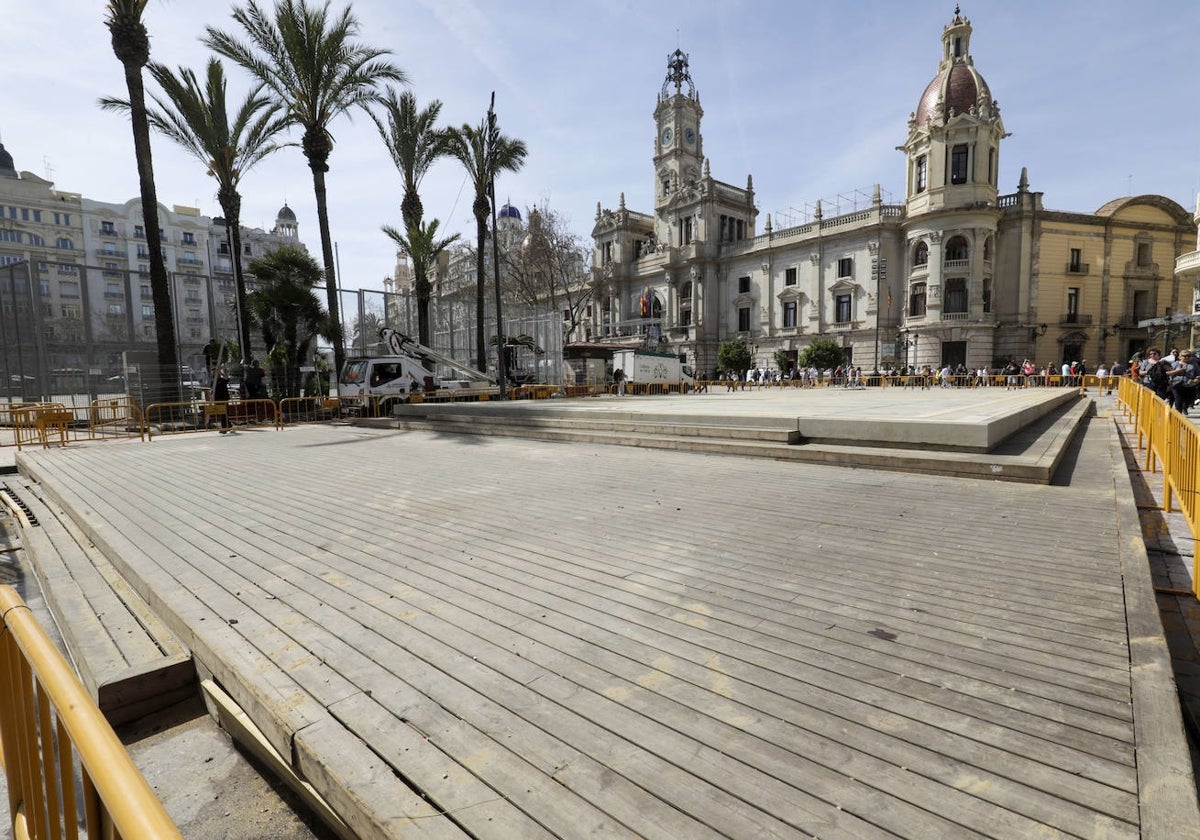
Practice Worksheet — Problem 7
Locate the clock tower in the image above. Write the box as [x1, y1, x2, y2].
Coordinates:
[653, 49, 704, 212]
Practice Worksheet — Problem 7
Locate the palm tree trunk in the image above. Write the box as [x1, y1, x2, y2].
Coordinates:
[220, 189, 252, 365]
[473, 209, 488, 371]
[122, 60, 179, 404]
[309, 162, 342, 388]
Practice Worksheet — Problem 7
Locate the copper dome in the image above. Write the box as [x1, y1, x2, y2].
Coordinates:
[916, 63, 992, 126]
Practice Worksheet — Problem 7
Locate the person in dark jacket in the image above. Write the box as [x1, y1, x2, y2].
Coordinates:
[212, 367, 231, 432]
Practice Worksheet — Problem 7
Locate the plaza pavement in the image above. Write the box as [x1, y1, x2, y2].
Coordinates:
[4, 387, 1200, 838]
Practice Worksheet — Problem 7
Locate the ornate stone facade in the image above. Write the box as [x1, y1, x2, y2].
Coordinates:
[590, 10, 1195, 373]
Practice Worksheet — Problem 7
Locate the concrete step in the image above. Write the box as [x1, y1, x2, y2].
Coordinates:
[0, 479, 196, 726]
[378, 395, 1091, 484]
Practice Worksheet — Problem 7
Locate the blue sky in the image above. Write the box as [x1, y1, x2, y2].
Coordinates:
[4, 1, 1198, 291]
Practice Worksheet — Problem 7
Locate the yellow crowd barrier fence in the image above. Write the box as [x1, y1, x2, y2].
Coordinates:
[0, 585, 182, 839]
[1116, 375, 1200, 596]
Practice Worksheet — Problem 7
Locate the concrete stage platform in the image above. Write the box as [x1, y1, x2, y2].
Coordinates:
[6, 391, 1198, 838]
[387, 387, 1089, 483]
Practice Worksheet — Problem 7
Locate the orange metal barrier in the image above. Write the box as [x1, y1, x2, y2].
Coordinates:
[89, 399, 145, 442]
[0, 586, 183, 839]
[10, 404, 75, 451]
[145, 399, 279, 438]
[279, 395, 348, 425]
[1116, 376, 1200, 596]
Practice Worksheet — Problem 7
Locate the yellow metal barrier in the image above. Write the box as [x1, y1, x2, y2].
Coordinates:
[10, 404, 74, 451]
[89, 399, 144, 442]
[145, 399, 279, 438]
[0, 586, 183, 839]
[1115, 376, 1200, 596]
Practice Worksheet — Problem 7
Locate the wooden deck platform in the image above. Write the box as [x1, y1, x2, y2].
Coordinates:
[12, 404, 1200, 838]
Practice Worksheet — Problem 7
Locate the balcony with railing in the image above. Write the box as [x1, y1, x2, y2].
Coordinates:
[95, 248, 127, 258]
[1060, 312, 1092, 325]
[940, 312, 970, 321]
[177, 256, 205, 267]
[1176, 250, 1200, 276]
[1066, 262, 1090, 275]
[943, 258, 970, 272]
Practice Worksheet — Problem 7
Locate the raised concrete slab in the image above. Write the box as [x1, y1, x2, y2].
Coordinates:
[10, 405, 1198, 838]
[395, 387, 1077, 451]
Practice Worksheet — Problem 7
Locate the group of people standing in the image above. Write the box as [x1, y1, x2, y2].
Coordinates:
[1136, 347, 1200, 414]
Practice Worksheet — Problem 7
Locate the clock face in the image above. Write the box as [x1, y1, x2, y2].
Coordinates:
[684, 127, 696, 145]
[661, 127, 674, 145]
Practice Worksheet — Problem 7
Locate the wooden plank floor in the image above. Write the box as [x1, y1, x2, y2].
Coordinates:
[11, 418, 1173, 838]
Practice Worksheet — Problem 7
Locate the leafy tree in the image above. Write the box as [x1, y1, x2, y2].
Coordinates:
[205, 0, 407, 379]
[101, 58, 286, 366]
[798, 338, 844, 371]
[103, 0, 178, 401]
[445, 115, 527, 371]
[244, 245, 328, 398]
[501, 205, 592, 342]
[382, 219, 460, 346]
[372, 89, 448, 233]
[717, 340, 752, 375]
[773, 348, 794, 376]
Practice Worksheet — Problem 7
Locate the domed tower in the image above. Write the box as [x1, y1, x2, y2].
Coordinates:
[902, 7, 1005, 214]
[497, 202, 523, 250]
[0, 142, 17, 180]
[272, 202, 298, 238]
[899, 7, 1006, 366]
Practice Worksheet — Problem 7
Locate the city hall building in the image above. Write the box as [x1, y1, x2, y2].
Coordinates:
[589, 9, 1197, 375]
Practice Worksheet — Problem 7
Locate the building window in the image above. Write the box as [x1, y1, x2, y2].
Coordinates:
[738, 307, 751, 332]
[142, 305, 153, 318]
[950, 144, 969, 185]
[28, 233, 43, 246]
[0, 229, 20, 243]
[680, 216, 693, 245]
[38, 280, 50, 297]
[244, 244, 252, 256]
[785, 267, 796, 286]
[837, 257, 852, 278]
[100, 221, 116, 236]
[738, 275, 750, 294]
[987, 148, 995, 185]
[983, 279, 992, 313]
[1137, 242, 1151, 267]
[945, 236, 968, 262]
[680, 307, 691, 327]
[782, 300, 797, 328]
[59, 281, 79, 298]
[107, 303, 124, 316]
[913, 241, 929, 266]
[134, 225, 145, 239]
[1133, 289, 1151, 321]
[1066, 287, 1080, 322]
[181, 232, 196, 246]
[916, 155, 928, 193]
[944, 278, 967, 313]
[835, 294, 852, 323]
[1069, 248, 1083, 272]
[55, 237, 74, 250]
[909, 283, 927, 317]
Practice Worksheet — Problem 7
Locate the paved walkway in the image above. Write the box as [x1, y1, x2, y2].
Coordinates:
[10, 389, 1198, 838]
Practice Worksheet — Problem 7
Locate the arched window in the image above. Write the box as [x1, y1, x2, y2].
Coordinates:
[55, 237, 75, 250]
[945, 236, 969, 262]
[913, 241, 929, 266]
[983, 236, 993, 261]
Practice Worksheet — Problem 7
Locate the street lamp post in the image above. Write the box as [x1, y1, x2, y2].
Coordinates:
[487, 92, 507, 400]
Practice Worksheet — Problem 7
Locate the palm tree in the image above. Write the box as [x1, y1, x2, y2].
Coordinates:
[372, 89, 448, 233]
[382, 219, 459, 347]
[244, 244, 328, 398]
[104, 0, 178, 402]
[100, 58, 287, 367]
[445, 117, 527, 372]
[205, 0, 407, 380]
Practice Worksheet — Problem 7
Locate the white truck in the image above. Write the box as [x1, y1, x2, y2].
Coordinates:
[611, 348, 694, 385]
[338, 329, 497, 414]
